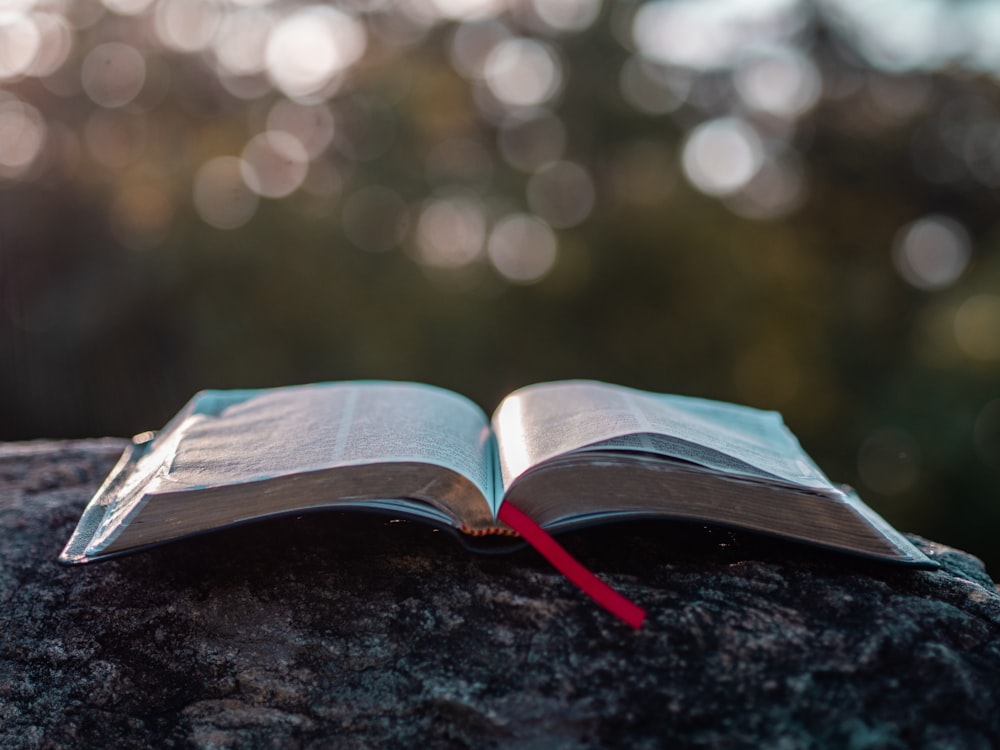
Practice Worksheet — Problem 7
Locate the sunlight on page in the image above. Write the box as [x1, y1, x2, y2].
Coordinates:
[493, 392, 531, 486]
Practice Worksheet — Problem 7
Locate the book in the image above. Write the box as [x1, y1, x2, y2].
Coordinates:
[60, 380, 934, 625]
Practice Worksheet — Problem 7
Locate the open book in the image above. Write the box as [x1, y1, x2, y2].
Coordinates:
[61, 380, 930, 571]
[60, 380, 935, 626]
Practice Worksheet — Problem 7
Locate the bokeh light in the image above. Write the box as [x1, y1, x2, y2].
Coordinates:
[154, 0, 221, 53]
[497, 109, 565, 172]
[0, 10, 41, 80]
[102, 0, 156, 16]
[0, 97, 46, 179]
[193, 156, 259, 230]
[681, 117, 764, 197]
[64, 1, 107, 31]
[632, 0, 802, 70]
[526, 160, 595, 228]
[81, 42, 147, 108]
[428, 0, 506, 22]
[415, 194, 486, 268]
[531, 0, 601, 32]
[487, 213, 558, 283]
[733, 46, 821, 120]
[266, 100, 336, 159]
[241, 131, 309, 199]
[726, 153, 805, 220]
[484, 38, 562, 109]
[892, 215, 971, 290]
[449, 18, 511, 80]
[265, 6, 366, 100]
[827, 0, 955, 72]
[213, 6, 272, 78]
[619, 57, 690, 115]
[25, 12, 72, 78]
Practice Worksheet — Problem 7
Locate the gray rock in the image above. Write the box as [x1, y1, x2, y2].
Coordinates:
[1, 440, 999, 749]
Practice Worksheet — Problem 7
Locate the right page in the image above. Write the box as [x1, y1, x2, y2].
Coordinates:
[492, 380, 836, 494]
[490, 380, 933, 566]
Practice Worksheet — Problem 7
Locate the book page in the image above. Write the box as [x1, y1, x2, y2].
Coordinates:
[492, 381, 835, 492]
[85, 381, 496, 554]
[156, 381, 495, 495]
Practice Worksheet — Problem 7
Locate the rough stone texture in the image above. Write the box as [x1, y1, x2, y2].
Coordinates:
[1, 440, 999, 749]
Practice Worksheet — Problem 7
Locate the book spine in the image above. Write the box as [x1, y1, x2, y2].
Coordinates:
[459, 525, 520, 537]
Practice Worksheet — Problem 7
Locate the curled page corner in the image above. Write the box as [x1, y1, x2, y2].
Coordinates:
[497, 502, 646, 630]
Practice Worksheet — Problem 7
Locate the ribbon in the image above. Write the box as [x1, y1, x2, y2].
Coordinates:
[498, 502, 646, 629]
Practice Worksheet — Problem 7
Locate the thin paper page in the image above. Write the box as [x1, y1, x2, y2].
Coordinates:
[86, 382, 496, 555]
[492, 381, 834, 490]
[154, 382, 495, 496]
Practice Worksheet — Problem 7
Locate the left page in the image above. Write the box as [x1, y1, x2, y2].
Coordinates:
[149, 381, 494, 496]
[71, 381, 497, 560]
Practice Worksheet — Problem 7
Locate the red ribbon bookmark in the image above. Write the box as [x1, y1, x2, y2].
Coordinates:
[498, 503, 646, 630]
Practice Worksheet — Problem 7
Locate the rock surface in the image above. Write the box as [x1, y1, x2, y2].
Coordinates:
[1, 439, 999, 749]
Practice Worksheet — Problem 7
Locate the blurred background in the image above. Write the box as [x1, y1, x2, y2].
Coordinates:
[1, 0, 998, 571]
